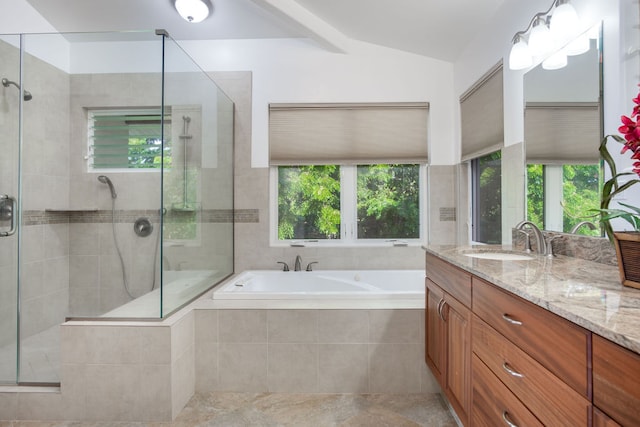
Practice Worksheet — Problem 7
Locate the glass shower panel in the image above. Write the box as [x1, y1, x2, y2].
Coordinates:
[161, 36, 234, 316]
[0, 34, 20, 384]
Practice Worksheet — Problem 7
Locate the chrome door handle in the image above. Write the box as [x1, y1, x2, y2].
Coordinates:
[0, 195, 17, 237]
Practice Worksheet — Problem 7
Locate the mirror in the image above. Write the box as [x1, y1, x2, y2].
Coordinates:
[523, 24, 602, 236]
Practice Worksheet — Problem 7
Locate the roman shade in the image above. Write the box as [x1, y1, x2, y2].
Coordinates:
[525, 102, 600, 164]
[460, 63, 504, 161]
[269, 102, 429, 165]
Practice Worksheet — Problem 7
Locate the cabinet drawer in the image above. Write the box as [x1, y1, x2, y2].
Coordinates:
[472, 277, 589, 396]
[473, 315, 591, 426]
[593, 334, 640, 427]
[426, 253, 471, 307]
[472, 353, 543, 427]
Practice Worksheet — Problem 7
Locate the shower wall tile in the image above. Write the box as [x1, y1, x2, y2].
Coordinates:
[44, 223, 69, 258]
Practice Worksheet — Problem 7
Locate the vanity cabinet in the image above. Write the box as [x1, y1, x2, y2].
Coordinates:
[425, 252, 598, 427]
[593, 334, 640, 426]
[425, 254, 472, 426]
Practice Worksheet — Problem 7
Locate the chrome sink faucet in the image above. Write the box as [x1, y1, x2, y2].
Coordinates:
[570, 220, 597, 234]
[515, 220, 546, 255]
[294, 255, 302, 271]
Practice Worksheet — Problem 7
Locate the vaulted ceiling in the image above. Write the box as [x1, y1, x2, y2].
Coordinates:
[26, 0, 507, 61]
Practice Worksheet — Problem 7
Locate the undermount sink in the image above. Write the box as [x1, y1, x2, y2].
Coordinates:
[461, 250, 534, 261]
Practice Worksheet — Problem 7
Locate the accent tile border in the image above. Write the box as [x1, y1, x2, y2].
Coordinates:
[22, 209, 259, 226]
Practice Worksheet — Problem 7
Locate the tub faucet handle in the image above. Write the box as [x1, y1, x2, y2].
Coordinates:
[306, 261, 318, 271]
[277, 261, 290, 271]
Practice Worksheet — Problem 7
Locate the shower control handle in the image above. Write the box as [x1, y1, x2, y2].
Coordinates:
[0, 195, 17, 237]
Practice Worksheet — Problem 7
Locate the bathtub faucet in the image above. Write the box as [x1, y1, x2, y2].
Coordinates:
[294, 255, 302, 271]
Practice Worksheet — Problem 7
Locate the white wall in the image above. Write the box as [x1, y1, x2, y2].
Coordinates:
[179, 38, 456, 166]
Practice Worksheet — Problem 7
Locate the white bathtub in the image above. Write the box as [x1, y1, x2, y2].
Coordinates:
[213, 270, 425, 300]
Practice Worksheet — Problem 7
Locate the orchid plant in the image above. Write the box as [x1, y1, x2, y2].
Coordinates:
[598, 87, 640, 242]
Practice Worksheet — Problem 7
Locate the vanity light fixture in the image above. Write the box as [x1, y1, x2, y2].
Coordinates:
[175, 0, 210, 23]
[508, 0, 585, 71]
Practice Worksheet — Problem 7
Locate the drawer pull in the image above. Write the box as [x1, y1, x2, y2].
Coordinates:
[502, 314, 523, 326]
[502, 362, 525, 378]
[502, 411, 518, 427]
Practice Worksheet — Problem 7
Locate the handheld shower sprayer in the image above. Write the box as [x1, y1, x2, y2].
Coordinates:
[1, 77, 32, 101]
[97, 175, 117, 199]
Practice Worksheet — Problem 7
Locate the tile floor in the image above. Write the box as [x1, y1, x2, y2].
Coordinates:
[1, 392, 457, 426]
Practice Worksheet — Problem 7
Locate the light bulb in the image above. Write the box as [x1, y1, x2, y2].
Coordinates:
[528, 16, 553, 57]
[542, 49, 567, 70]
[509, 36, 533, 70]
[175, 0, 210, 23]
[550, 0, 580, 42]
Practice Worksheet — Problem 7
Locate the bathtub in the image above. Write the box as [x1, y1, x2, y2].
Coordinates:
[213, 270, 425, 300]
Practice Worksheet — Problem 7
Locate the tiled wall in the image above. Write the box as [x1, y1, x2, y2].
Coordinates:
[19, 45, 71, 340]
[194, 308, 438, 394]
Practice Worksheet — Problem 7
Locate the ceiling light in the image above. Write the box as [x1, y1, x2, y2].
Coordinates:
[509, 35, 533, 70]
[175, 0, 210, 23]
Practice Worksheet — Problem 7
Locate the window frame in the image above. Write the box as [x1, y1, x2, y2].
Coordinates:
[269, 163, 427, 247]
[470, 150, 502, 244]
[86, 107, 170, 174]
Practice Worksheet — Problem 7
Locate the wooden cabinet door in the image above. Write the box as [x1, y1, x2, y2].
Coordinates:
[443, 292, 471, 426]
[593, 334, 640, 426]
[425, 279, 445, 387]
[593, 407, 622, 427]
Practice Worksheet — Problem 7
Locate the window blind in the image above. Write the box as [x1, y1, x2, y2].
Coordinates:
[460, 63, 504, 161]
[524, 102, 600, 164]
[89, 109, 171, 169]
[269, 102, 429, 165]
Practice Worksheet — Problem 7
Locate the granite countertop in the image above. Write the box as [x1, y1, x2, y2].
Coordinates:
[424, 244, 640, 355]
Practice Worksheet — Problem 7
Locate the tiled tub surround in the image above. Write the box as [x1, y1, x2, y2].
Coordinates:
[0, 295, 439, 421]
[192, 307, 436, 395]
[424, 245, 640, 354]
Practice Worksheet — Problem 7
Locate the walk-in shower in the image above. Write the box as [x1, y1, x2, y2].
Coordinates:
[0, 31, 234, 385]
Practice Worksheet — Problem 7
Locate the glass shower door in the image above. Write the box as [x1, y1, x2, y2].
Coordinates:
[0, 34, 21, 384]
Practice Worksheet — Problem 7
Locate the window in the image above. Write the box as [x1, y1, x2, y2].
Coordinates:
[268, 102, 428, 246]
[88, 108, 171, 171]
[274, 163, 424, 244]
[527, 164, 600, 235]
[472, 151, 502, 244]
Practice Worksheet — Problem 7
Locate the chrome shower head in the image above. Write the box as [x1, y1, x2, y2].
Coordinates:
[1, 77, 32, 101]
[97, 175, 117, 199]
